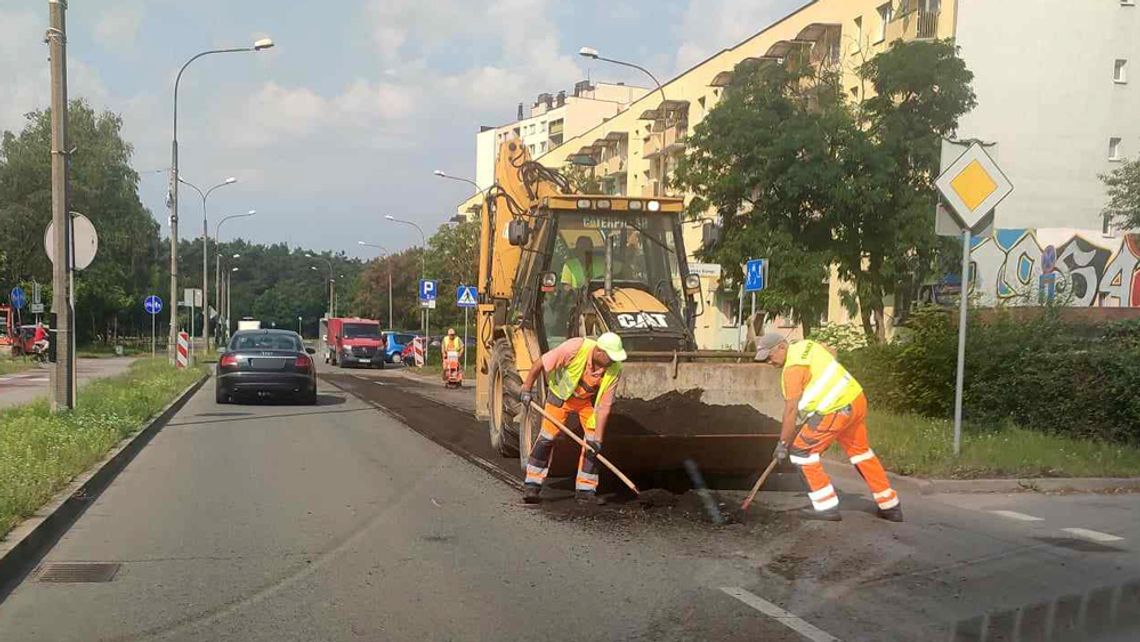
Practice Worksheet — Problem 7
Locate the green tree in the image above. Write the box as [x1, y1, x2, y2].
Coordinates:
[675, 40, 975, 340]
[351, 248, 425, 331]
[1101, 155, 1140, 231]
[0, 100, 161, 342]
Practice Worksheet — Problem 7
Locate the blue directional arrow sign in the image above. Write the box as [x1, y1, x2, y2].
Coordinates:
[144, 295, 163, 315]
[418, 279, 438, 302]
[743, 258, 768, 293]
[457, 285, 477, 308]
[9, 286, 25, 310]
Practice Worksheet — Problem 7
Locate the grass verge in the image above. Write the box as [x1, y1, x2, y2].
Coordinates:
[829, 410, 1140, 479]
[0, 359, 36, 376]
[0, 358, 205, 538]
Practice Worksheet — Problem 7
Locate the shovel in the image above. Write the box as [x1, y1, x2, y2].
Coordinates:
[529, 401, 640, 495]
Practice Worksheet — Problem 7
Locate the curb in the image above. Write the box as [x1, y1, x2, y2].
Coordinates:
[822, 457, 1140, 495]
[0, 371, 209, 600]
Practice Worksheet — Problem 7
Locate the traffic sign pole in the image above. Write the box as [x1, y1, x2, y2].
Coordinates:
[952, 229, 971, 456]
[152, 309, 157, 358]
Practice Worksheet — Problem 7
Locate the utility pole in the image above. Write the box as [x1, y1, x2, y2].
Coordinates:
[47, 0, 75, 411]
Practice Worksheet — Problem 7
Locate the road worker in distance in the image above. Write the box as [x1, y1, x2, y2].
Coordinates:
[754, 333, 902, 522]
[518, 332, 626, 505]
[441, 328, 463, 382]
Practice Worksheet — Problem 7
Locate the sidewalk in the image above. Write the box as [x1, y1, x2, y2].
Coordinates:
[0, 358, 138, 409]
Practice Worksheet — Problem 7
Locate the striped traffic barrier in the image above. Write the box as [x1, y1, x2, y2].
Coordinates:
[176, 331, 189, 368]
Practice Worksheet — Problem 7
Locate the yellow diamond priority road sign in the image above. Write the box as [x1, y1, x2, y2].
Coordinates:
[935, 143, 1012, 231]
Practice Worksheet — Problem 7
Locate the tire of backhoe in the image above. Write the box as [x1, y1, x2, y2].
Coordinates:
[487, 339, 521, 457]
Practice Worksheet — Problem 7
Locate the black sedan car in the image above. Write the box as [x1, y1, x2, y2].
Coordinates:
[216, 329, 317, 404]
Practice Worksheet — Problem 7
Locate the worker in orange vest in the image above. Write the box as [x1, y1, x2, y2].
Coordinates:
[754, 333, 902, 522]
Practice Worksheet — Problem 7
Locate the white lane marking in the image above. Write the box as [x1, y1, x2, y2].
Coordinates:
[720, 587, 841, 642]
[989, 510, 1044, 522]
[1061, 527, 1124, 543]
[373, 381, 389, 386]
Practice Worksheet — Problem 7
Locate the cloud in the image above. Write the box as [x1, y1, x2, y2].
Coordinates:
[673, 0, 805, 71]
[94, 3, 144, 52]
[0, 8, 112, 136]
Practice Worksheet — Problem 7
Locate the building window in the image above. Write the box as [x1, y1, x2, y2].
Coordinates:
[876, 3, 892, 42]
[1109, 137, 1123, 161]
[853, 16, 863, 49]
[539, 141, 546, 154]
[528, 144, 535, 156]
[1115, 59, 1128, 83]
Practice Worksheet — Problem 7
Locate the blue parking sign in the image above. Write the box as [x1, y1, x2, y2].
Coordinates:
[418, 279, 438, 302]
[744, 259, 767, 293]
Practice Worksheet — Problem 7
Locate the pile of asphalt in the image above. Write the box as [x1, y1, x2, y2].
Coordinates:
[608, 390, 780, 436]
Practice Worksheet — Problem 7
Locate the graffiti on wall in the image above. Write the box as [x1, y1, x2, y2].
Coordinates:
[966, 229, 1140, 307]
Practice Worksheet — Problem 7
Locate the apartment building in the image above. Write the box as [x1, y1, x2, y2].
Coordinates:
[458, 0, 1138, 347]
[471, 81, 649, 193]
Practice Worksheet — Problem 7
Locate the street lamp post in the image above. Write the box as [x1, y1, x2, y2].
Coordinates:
[578, 47, 669, 196]
[214, 211, 254, 346]
[219, 253, 240, 342]
[385, 215, 428, 339]
[307, 254, 335, 318]
[170, 38, 273, 363]
[227, 266, 239, 333]
[358, 241, 393, 329]
[180, 176, 237, 352]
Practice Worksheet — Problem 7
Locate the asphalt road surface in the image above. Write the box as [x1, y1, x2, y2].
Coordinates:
[0, 365, 1137, 641]
[0, 357, 137, 409]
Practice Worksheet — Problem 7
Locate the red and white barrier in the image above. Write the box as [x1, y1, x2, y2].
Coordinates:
[413, 337, 426, 368]
[176, 331, 189, 368]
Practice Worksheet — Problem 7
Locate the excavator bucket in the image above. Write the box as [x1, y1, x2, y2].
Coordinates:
[542, 357, 789, 489]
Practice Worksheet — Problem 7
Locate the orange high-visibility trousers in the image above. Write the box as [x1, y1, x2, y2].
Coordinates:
[788, 393, 898, 513]
[524, 397, 602, 492]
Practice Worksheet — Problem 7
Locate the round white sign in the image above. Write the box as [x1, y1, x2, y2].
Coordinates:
[44, 213, 99, 270]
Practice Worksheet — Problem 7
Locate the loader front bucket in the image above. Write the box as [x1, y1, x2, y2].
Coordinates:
[542, 359, 790, 490]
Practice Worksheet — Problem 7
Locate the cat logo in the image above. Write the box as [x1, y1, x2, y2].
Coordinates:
[616, 312, 670, 329]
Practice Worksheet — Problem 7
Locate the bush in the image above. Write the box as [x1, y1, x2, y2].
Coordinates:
[846, 306, 1140, 445]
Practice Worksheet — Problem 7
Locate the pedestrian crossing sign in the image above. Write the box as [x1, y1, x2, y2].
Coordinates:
[457, 285, 477, 308]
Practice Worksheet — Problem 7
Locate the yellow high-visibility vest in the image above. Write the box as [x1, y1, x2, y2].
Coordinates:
[781, 340, 862, 417]
[546, 338, 622, 429]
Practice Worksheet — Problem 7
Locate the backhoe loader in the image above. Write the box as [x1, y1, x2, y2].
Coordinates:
[474, 139, 786, 487]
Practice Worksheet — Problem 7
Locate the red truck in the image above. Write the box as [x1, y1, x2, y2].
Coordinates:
[324, 317, 386, 368]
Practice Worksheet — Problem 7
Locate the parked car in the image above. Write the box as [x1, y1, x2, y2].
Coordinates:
[216, 329, 317, 405]
[382, 331, 417, 364]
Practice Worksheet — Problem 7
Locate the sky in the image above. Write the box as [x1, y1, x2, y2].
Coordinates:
[0, 0, 804, 259]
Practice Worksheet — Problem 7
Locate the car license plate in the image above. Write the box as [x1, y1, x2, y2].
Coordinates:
[358, 358, 371, 363]
[250, 358, 286, 371]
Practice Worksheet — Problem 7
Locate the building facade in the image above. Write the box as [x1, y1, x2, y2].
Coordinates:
[458, 0, 1138, 347]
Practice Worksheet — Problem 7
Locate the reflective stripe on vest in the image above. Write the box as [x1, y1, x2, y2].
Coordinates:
[780, 340, 862, 416]
[546, 338, 622, 424]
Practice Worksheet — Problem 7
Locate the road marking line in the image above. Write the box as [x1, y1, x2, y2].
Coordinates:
[1061, 527, 1124, 543]
[373, 381, 389, 386]
[990, 510, 1043, 522]
[720, 587, 841, 642]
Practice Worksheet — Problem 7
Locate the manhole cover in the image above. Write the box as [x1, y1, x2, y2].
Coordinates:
[36, 562, 121, 583]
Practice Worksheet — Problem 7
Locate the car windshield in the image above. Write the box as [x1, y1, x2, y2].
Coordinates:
[230, 333, 302, 352]
[342, 323, 380, 338]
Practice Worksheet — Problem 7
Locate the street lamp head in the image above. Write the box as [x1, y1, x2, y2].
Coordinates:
[247, 209, 256, 215]
[384, 215, 396, 221]
[357, 240, 367, 246]
[231, 267, 240, 272]
[253, 38, 275, 51]
[232, 253, 241, 258]
[433, 170, 447, 178]
[578, 46, 599, 59]
[223, 177, 237, 185]
[310, 265, 318, 271]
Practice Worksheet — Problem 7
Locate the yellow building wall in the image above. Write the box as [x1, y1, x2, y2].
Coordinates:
[463, 0, 958, 346]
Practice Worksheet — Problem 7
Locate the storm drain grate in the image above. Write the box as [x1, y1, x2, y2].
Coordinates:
[36, 562, 121, 583]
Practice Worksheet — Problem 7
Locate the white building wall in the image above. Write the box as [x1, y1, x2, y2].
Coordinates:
[951, 0, 1140, 231]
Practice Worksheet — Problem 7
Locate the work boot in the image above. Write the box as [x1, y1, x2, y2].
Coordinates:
[575, 491, 607, 506]
[798, 507, 842, 522]
[877, 505, 904, 522]
[523, 486, 542, 504]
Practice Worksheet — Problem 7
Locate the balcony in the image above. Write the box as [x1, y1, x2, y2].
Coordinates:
[642, 122, 687, 160]
[885, 7, 941, 41]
